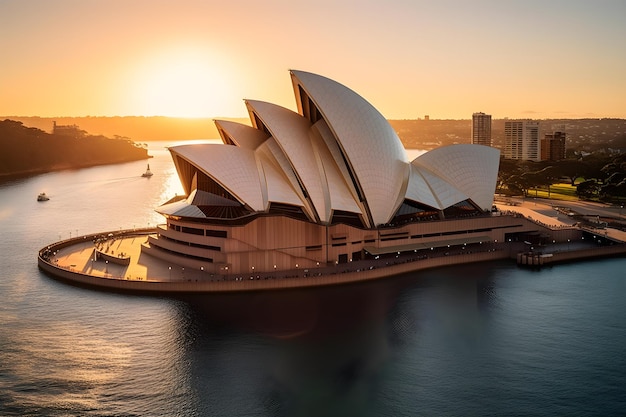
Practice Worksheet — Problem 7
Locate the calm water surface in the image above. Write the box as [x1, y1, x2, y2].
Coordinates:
[0, 142, 625, 416]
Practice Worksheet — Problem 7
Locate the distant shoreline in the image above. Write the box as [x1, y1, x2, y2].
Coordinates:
[0, 155, 151, 181]
[4, 116, 625, 149]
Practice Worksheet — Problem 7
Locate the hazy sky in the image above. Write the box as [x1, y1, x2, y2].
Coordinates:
[2, 0, 625, 119]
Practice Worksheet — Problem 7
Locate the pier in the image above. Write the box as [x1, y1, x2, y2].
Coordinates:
[517, 244, 626, 268]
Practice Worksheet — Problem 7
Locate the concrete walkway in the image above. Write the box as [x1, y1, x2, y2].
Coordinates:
[49, 232, 212, 283]
[495, 196, 626, 243]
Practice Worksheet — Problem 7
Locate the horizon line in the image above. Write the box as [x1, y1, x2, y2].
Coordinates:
[3, 115, 626, 121]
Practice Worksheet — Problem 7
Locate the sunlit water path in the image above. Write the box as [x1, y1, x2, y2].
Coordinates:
[0, 142, 624, 416]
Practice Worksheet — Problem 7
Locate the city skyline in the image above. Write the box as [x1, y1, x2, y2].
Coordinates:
[1, 0, 625, 120]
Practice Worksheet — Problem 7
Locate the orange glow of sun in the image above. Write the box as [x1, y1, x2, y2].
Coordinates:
[131, 47, 233, 118]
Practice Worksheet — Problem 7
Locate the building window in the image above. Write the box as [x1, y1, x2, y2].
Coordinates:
[205, 229, 227, 238]
[181, 226, 204, 236]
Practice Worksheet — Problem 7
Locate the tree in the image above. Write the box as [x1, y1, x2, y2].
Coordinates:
[552, 159, 588, 185]
[497, 158, 522, 194]
[596, 154, 626, 201]
[576, 180, 599, 198]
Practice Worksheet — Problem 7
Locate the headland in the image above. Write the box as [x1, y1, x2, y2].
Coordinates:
[0, 119, 148, 179]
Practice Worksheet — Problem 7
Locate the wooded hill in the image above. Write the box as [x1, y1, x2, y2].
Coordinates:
[0, 119, 149, 177]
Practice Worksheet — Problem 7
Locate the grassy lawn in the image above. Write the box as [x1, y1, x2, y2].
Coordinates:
[529, 183, 580, 201]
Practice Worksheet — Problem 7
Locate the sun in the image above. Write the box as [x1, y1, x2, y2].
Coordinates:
[131, 48, 234, 118]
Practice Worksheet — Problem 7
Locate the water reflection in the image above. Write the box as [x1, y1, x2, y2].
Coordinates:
[173, 279, 401, 417]
[156, 261, 510, 417]
[0, 288, 196, 416]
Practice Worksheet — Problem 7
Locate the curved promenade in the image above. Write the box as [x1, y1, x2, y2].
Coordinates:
[38, 228, 511, 293]
[38, 199, 626, 294]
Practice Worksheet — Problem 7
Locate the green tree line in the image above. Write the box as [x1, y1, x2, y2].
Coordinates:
[498, 153, 626, 203]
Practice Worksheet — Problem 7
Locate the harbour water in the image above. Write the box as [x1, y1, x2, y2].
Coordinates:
[1, 142, 625, 416]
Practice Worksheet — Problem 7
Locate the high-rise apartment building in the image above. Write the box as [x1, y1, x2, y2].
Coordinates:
[471, 112, 492, 146]
[504, 120, 540, 161]
[541, 131, 567, 161]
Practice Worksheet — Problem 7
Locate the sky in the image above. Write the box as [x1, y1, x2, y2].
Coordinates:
[1, 0, 625, 120]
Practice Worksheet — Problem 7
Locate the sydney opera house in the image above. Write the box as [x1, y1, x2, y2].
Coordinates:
[138, 70, 505, 277]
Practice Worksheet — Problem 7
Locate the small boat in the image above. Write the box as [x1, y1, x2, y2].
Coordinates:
[37, 192, 50, 201]
[142, 164, 153, 177]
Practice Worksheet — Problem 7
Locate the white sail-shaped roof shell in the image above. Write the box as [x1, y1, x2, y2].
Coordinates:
[309, 123, 362, 215]
[412, 144, 500, 211]
[156, 189, 241, 218]
[414, 166, 469, 209]
[215, 119, 268, 150]
[156, 198, 207, 218]
[246, 100, 329, 222]
[404, 165, 446, 210]
[256, 138, 313, 217]
[256, 147, 304, 207]
[170, 144, 265, 211]
[312, 120, 364, 215]
[291, 70, 409, 226]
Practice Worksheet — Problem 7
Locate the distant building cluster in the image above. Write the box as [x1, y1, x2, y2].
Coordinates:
[471, 112, 492, 147]
[52, 121, 84, 137]
[504, 120, 541, 161]
[471, 114, 567, 162]
[541, 131, 567, 162]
